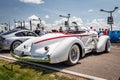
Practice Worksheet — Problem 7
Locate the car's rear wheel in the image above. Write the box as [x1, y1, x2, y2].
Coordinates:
[66, 44, 80, 65]
[11, 40, 22, 51]
[105, 39, 111, 53]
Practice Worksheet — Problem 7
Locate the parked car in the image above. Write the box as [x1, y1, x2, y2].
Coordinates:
[12, 26, 111, 65]
[0, 29, 38, 51]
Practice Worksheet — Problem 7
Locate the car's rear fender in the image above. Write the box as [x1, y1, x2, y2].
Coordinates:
[30, 38, 63, 57]
[14, 37, 38, 55]
[49, 37, 85, 63]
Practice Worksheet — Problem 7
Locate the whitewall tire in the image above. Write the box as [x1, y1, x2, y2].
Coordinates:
[105, 39, 111, 53]
[66, 44, 80, 65]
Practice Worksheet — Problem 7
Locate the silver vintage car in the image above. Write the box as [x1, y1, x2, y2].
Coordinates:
[0, 29, 38, 51]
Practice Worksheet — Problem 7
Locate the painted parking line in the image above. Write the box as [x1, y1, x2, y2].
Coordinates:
[0, 55, 106, 80]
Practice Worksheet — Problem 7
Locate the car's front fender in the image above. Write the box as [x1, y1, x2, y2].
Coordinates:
[97, 35, 110, 52]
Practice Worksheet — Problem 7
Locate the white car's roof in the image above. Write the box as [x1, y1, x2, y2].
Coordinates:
[0, 29, 37, 38]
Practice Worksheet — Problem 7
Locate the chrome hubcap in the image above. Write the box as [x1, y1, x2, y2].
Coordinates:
[71, 48, 78, 61]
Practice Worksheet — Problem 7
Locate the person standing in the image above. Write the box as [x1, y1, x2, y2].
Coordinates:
[104, 29, 109, 35]
[34, 27, 40, 35]
[98, 28, 102, 35]
[59, 26, 63, 32]
[40, 27, 46, 36]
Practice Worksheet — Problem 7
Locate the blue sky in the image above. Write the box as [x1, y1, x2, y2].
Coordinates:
[0, 0, 120, 27]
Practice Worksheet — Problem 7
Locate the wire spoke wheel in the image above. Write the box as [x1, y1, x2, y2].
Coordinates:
[66, 44, 80, 65]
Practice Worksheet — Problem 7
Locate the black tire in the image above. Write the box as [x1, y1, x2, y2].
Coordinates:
[11, 40, 22, 51]
[92, 38, 97, 54]
[105, 39, 111, 53]
[66, 44, 80, 65]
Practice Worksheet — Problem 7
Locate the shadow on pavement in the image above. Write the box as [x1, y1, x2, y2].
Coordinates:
[0, 50, 10, 54]
[111, 43, 120, 48]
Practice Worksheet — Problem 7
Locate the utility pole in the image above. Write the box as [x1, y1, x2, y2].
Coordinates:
[8, 20, 10, 31]
[100, 7, 119, 31]
[38, 18, 42, 26]
[14, 19, 16, 28]
[59, 14, 70, 27]
[23, 20, 25, 28]
[30, 20, 32, 30]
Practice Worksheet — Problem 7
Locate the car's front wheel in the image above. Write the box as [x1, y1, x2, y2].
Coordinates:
[11, 40, 22, 51]
[66, 44, 80, 65]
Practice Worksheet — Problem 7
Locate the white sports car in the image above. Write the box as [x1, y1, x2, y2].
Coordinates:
[11, 27, 111, 65]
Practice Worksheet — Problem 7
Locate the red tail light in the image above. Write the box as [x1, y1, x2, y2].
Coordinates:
[44, 46, 49, 51]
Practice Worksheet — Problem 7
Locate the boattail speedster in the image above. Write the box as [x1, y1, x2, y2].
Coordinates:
[11, 29, 111, 65]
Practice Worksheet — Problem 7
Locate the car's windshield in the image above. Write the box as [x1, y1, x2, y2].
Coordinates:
[64, 26, 88, 34]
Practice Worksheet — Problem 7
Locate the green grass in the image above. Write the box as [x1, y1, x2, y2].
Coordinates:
[0, 59, 77, 80]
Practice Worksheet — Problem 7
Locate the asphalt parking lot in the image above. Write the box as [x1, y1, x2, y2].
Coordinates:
[0, 43, 120, 80]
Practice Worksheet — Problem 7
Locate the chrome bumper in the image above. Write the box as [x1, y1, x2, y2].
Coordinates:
[11, 52, 50, 63]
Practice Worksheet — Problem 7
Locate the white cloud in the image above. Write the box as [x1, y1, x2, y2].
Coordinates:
[57, 16, 83, 27]
[28, 15, 39, 20]
[86, 19, 110, 30]
[23, 15, 41, 30]
[86, 18, 120, 30]
[24, 15, 120, 31]
[45, 15, 49, 19]
[69, 16, 83, 26]
[19, 0, 44, 4]
[118, 10, 120, 13]
[88, 9, 93, 12]
[45, 16, 83, 30]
